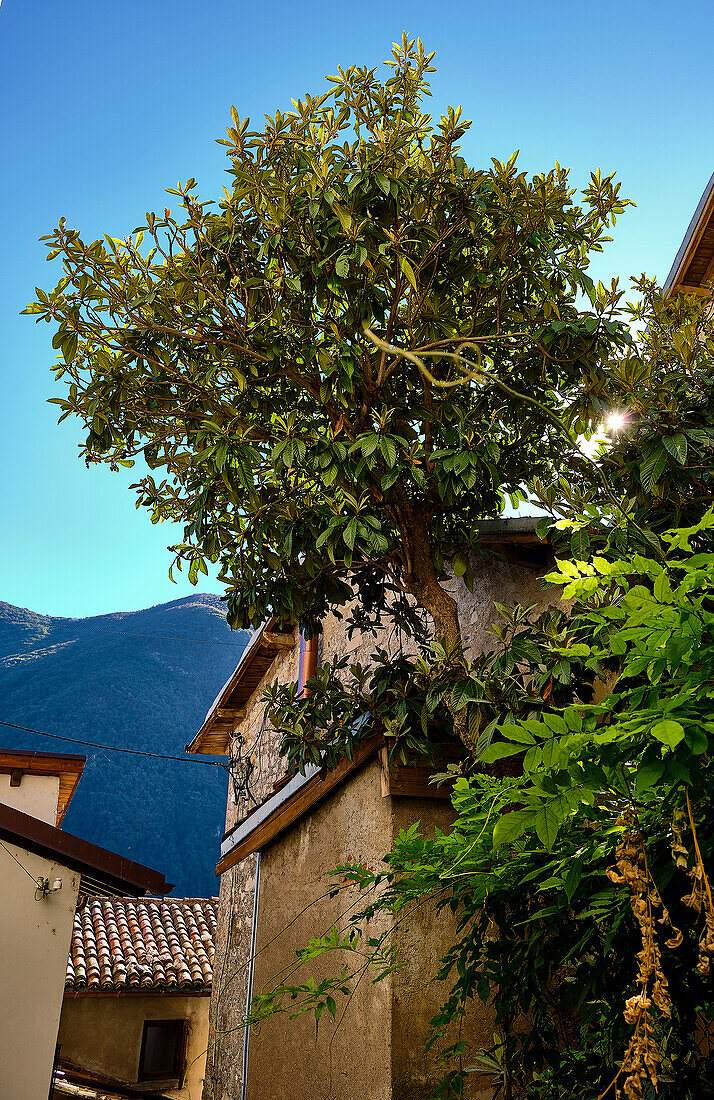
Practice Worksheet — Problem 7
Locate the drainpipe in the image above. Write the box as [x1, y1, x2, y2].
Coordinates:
[240, 849, 261, 1100]
[297, 627, 319, 696]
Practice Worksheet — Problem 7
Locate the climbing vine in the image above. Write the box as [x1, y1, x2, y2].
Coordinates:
[257, 512, 714, 1099]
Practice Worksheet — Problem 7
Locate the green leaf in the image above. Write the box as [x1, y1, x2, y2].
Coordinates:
[634, 759, 664, 795]
[653, 571, 673, 603]
[662, 433, 687, 465]
[640, 446, 668, 492]
[379, 437, 397, 468]
[343, 518, 358, 550]
[450, 678, 479, 712]
[501, 726, 536, 745]
[651, 719, 685, 751]
[684, 727, 709, 755]
[534, 805, 560, 851]
[492, 808, 537, 848]
[570, 528, 590, 559]
[398, 255, 418, 292]
[478, 741, 525, 764]
[453, 552, 468, 577]
[333, 204, 352, 233]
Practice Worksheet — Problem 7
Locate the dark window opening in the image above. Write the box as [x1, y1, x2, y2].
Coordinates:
[138, 1019, 186, 1083]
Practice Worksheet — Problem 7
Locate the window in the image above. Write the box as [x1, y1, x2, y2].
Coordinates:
[138, 1019, 187, 1083]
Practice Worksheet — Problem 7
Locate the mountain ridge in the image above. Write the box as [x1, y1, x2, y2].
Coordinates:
[0, 594, 249, 895]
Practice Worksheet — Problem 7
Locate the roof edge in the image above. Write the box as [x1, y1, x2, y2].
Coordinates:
[186, 618, 296, 755]
[665, 171, 714, 292]
[0, 802, 171, 896]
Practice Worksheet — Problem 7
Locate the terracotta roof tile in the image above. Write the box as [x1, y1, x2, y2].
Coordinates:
[65, 896, 217, 993]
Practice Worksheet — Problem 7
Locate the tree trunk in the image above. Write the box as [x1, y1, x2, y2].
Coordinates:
[406, 508, 478, 756]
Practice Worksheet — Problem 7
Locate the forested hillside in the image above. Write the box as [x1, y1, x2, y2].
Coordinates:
[0, 596, 248, 896]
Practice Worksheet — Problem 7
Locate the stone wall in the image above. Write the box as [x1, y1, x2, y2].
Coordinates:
[203, 549, 558, 1099]
[203, 642, 298, 1100]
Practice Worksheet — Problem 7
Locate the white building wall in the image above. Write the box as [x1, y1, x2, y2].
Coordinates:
[0, 841, 80, 1100]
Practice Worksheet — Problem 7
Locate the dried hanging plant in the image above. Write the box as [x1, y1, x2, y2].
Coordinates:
[681, 789, 714, 979]
[602, 810, 674, 1100]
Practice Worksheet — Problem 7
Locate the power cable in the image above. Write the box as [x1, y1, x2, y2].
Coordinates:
[0, 719, 228, 769]
[0, 836, 41, 887]
[9, 625, 249, 647]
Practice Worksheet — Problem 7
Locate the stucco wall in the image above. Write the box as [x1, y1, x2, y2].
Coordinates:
[236, 764, 496, 1100]
[58, 993, 210, 1099]
[247, 759, 394, 1100]
[0, 842, 80, 1100]
[0, 772, 60, 824]
[390, 797, 496, 1100]
[204, 550, 557, 1099]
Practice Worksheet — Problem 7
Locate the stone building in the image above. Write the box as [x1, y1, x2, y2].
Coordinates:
[187, 519, 557, 1100]
[0, 750, 170, 1100]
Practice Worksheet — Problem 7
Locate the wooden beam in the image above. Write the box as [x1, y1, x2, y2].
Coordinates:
[261, 631, 296, 649]
[379, 747, 457, 800]
[9, 769, 22, 788]
[678, 283, 710, 297]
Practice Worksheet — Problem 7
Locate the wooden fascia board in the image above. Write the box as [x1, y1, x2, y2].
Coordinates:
[665, 171, 714, 293]
[186, 620, 296, 755]
[379, 746, 458, 799]
[0, 801, 171, 896]
[215, 736, 382, 874]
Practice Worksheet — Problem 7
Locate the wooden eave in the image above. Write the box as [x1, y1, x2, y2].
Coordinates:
[186, 619, 296, 756]
[665, 171, 714, 295]
[0, 749, 85, 826]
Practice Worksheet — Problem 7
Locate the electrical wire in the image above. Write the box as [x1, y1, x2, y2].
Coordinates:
[0, 836, 41, 887]
[0, 719, 227, 769]
[30, 625, 249, 647]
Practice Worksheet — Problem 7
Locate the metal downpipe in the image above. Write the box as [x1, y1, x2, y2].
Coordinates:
[240, 849, 261, 1100]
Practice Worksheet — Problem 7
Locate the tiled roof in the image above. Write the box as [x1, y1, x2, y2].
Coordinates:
[65, 897, 217, 993]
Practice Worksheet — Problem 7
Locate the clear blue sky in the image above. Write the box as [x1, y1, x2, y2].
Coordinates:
[1, 0, 713, 618]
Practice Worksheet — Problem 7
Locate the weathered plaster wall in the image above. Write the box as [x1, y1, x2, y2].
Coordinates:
[390, 797, 496, 1100]
[0, 772, 60, 824]
[0, 843, 80, 1100]
[58, 993, 210, 1099]
[247, 759, 394, 1100]
[204, 550, 558, 1100]
[232, 766, 497, 1100]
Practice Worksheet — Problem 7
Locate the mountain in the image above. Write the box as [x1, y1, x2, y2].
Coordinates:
[0, 596, 249, 896]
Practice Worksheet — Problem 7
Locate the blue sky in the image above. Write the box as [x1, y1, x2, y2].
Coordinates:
[1, 0, 713, 618]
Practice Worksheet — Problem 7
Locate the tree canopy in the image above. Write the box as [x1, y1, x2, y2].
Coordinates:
[28, 36, 637, 659]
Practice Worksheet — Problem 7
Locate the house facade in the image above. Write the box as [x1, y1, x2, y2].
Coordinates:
[188, 520, 558, 1100]
[56, 896, 217, 1099]
[0, 750, 170, 1100]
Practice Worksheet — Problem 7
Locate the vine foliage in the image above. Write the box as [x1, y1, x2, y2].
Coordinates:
[257, 513, 714, 1099]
